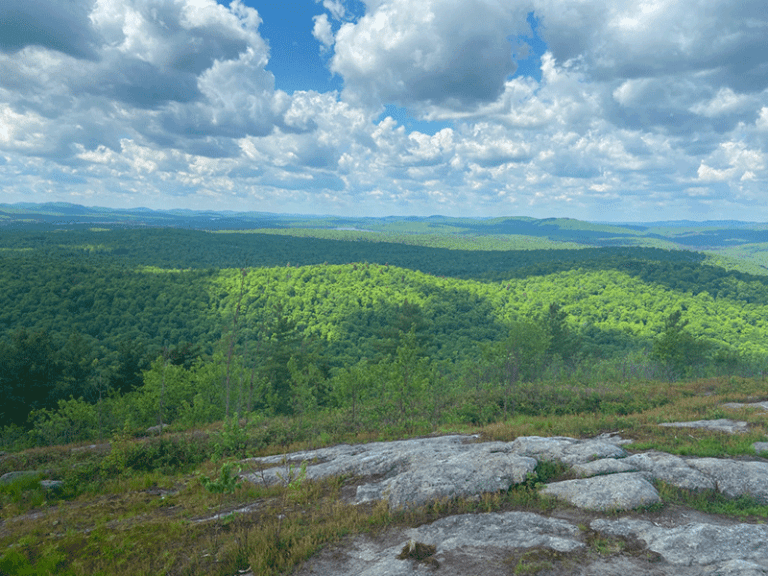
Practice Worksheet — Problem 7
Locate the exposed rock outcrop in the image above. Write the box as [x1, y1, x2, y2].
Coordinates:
[242, 434, 768, 510]
[291, 511, 768, 576]
[241, 434, 768, 576]
[243, 435, 538, 509]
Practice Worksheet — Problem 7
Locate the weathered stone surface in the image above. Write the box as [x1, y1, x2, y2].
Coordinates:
[571, 458, 637, 477]
[290, 510, 768, 576]
[507, 435, 628, 465]
[623, 451, 716, 491]
[242, 435, 537, 509]
[723, 401, 768, 412]
[293, 511, 584, 576]
[406, 511, 584, 553]
[540, 473, 661, 511]
[659, 419, 749, 434]
[592, 517, 768, 569]
[754, 442, 768, 454]
[236, 434, 768, 576]
[688, 458, 768, 502]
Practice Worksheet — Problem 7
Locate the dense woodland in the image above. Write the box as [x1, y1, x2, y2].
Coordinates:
[2, 209, 768, 449]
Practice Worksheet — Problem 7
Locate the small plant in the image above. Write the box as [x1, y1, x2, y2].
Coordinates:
[200, 461, 243, 555]
[397, 538, 439, 568]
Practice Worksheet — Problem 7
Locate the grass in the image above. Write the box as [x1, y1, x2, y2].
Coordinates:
[2, 375, 768, 575]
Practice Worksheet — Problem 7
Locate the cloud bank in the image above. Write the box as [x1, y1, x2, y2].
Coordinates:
[0, 0, 766, 220]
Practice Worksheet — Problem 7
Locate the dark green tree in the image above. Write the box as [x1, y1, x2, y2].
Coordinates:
[651, 310, 709, 378]
[543, 303, 580, 362]
[0, 328, 62, 426]
[110, 338, 150, 394]
[261, 302, 302, 414]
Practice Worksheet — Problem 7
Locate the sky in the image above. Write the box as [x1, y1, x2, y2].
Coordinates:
[1, 0, 767, 221]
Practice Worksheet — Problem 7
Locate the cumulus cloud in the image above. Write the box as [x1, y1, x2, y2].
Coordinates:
[0, 0, 98, 58]
[1, 0, 768, 220]
[0, 0, 281, 159]
[312, 14, 335, 50]
[330, 0, 531, 113]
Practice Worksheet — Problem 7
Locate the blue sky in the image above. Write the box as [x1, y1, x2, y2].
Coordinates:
[1, 0, 767, 221]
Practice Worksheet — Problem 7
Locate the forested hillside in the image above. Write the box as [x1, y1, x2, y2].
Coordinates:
[2, 207, 768, 448]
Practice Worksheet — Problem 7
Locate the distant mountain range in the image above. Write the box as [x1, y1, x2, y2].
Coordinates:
[2, 202, 768, 253]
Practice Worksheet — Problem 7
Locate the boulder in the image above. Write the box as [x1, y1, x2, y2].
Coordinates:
[540, 472, 661, 511]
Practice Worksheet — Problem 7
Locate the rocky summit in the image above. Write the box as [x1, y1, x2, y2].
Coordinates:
[242, 432, 768, 575]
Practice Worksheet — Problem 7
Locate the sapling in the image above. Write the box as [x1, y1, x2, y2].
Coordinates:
[200, 461, 243, 553]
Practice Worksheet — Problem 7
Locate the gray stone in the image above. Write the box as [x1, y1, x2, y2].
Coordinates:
[294, 511, 584, 576]
[70, 443, 111, 453]
[713, 559, 768, 576]
[0, 471, 38, 485]
[507, 435, 628, 465]
[540, 472, 661, 511]
[405, 511, 584, 553]
[242, 435, 537, 509]
[753, 442, 768, 455]
[39, 480, 64, 492]
[723, 402, 768, 412]
[146, 424, 170, 435]
[688, 458, 768, 502]
[623, 451, 716, 492]
[571, 458, 637, 477]
[592, 518, 768, 568]
[659, 419, 749, 434]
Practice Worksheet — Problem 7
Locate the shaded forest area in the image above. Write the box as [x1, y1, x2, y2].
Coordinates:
[2, 220, 768, 448]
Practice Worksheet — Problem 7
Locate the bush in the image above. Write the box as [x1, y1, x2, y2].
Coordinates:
[28, 398, 98, 446]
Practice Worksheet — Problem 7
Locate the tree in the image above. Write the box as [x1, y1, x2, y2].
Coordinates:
[111, 338, 150, 394]
[0, 328, 62, 426]
[543, 303, 580, 362]
[261, 302, 301, 415]
[652, 309, 708, 378]
[483, 321, 548, 417]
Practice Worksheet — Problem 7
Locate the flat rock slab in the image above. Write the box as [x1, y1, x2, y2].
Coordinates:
[592, 517, 768, 569]
[623, 451, 717, 492]
[243, 434, 768, 511]
[288, 511, 768, 576]
[507, 435, 628, 465]
[541, 473, 661, 511]
[688, 459, 768, 501]
[659, 419, 749, 433]
[241, 435, 538, 509]
[723, 402, 768, 412]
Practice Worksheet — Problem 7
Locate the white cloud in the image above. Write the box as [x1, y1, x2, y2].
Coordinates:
[320, 0, 346, 21]
[690, 88, 755, 118]
[1, 0, 768, 220]
[330, 0, 531, 112]
[312, 14, 335, 50]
